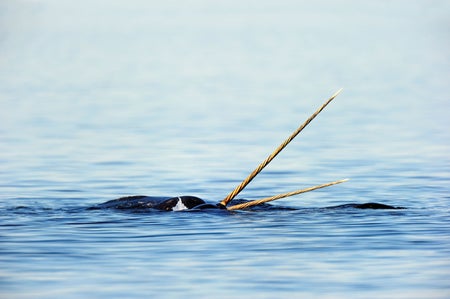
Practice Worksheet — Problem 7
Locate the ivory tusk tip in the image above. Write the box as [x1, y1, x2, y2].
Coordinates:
[332, 88, 344, 98]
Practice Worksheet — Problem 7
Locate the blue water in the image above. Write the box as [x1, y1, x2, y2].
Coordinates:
[1, 1, 449, 298]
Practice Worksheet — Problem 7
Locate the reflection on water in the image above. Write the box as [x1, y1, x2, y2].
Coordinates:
[1, 1, 449, 298]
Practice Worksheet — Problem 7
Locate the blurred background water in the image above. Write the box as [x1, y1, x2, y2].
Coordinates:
[0, 1, 449, 298]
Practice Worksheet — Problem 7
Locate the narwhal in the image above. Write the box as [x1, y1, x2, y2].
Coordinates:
[94, 90, 404, 212]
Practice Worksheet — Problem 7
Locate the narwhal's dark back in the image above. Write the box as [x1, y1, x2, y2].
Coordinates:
[91, 195, 207, 211]
[91, 196, 404, 211]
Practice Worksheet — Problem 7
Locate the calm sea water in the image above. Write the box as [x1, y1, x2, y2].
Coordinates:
[1, 1, 449, 298]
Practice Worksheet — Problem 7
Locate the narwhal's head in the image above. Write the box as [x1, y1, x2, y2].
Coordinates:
[155, 196, 206, 211]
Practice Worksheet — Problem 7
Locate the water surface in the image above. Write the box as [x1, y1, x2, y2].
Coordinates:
[1, 1, 449, 298]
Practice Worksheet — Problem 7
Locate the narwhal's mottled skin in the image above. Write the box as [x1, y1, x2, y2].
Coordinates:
[91, 195, 219, 211]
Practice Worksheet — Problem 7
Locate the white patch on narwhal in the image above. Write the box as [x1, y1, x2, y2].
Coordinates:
[172, 197, 188, 211]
